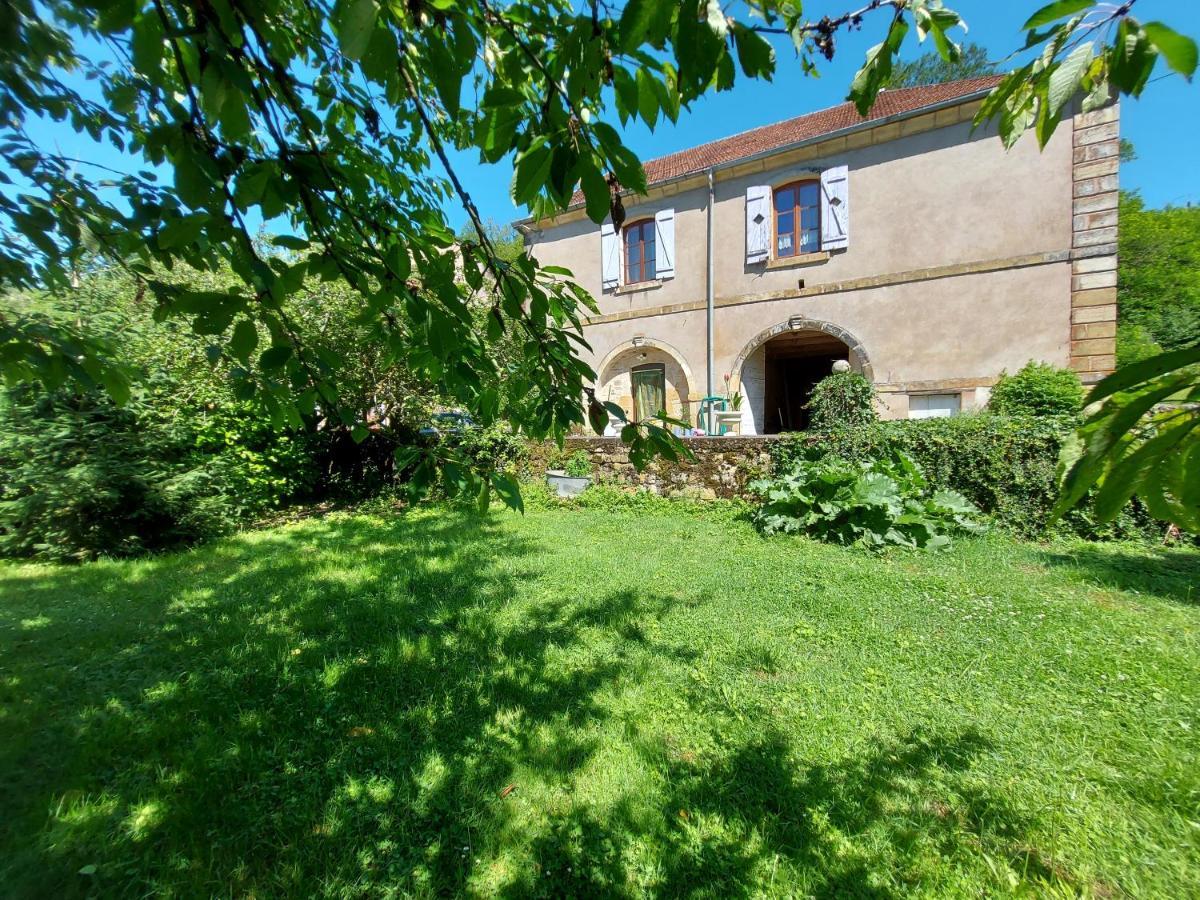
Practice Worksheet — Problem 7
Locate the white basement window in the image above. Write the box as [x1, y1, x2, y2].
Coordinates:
[908, 393, 961, 419]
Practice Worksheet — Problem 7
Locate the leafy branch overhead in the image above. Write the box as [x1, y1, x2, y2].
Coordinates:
[0, 0, 1195, 509]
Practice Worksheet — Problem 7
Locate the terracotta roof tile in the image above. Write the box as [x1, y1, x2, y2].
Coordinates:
[569, 76, 1002, 208]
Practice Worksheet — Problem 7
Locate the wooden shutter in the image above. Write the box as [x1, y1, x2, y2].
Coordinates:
[601, 221, 620, 289]
[820, 165, 849, 250]
[654, 208, 675, 279]
[745, 185, 770, 264]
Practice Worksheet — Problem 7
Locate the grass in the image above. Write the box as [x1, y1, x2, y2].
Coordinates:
[1, 502, 1198, 898]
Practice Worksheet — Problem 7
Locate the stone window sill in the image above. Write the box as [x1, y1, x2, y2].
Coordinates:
[612, 279, 664, 295]
[763, 251, 830, 270]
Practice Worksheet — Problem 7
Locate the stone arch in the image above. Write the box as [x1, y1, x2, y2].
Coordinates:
[595, 337, 696, 429]
[595, 337, 697, 401]
[728, 317, 873, 393]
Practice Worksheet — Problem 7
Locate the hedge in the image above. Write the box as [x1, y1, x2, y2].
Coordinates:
[770, 414, 1161, 540]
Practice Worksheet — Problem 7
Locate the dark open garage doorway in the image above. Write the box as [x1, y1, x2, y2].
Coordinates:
[762, 330, 851, 433]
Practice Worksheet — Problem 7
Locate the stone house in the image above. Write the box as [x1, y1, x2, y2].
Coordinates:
[518, 77, 1119, 435]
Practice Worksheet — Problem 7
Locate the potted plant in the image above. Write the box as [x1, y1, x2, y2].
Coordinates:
[546, 449, 593, 497]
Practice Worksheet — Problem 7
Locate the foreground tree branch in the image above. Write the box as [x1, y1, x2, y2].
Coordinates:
[0, 0, 1193, 509]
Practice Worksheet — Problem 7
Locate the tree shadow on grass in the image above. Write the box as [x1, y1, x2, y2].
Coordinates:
[1040, 544, 1200, 606]
[0, 510, 688, 897]
[511, 728, 1037, 898]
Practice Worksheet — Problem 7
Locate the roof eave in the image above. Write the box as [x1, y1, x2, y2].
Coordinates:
[515, 85, 995, 229]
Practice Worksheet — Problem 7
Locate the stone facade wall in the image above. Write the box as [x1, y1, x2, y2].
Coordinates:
[528, 436, 778, 500]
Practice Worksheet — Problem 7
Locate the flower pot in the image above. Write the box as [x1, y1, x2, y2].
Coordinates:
[546, 469, 592, 497]
[713, 409, 742, 435]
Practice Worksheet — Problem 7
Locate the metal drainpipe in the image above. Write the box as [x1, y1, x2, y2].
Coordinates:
[706, 167, 715, 434]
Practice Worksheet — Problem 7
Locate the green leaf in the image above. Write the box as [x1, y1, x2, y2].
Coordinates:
[1048, 41, 1094, 119]
[361, 24, 399, 84]
[1092, 417, 1200, 522]
[490, 472, 524, 513]
[337, 0, 378, 61]
[588, 397, 608, 435]
[619, 0, 673, 52]
[99, 367, 131, 406]
[512, 142, 553, 207]
[1143, 22, 1198, 78]
[174, 150, 218, 209]
[230, 319, 258, 361]
[351, 424, 369, 444]
[273, 234, 310, 251]
[386, 240, 411, 281]
[578, 159, 610, 224]
[1089, 345, 1200, 402]
[636, 68, 659, 130]
[1022, 0, 1093, 31]
[732, 22, 775, 80]
[259, 345, 293, 371]
[1109, 20, 1157, 95]
[612, 66, 638, 125]
[425, 36, 462, 118]
[130, 11, 163, 74]
[847, 18, 909, 116]
[158, 215, 206, 250]
[475, 104, 523, 162]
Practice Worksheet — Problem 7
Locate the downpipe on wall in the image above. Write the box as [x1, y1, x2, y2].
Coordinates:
[706, 167, 715, 434]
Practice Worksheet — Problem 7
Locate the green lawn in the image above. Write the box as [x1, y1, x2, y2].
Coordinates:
[1, 504, 1198, 898]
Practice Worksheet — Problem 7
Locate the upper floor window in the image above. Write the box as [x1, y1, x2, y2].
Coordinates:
[624, 218, 657, 284]
[774, 181, 820, 258]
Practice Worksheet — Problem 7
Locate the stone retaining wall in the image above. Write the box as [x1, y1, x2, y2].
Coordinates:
[528, 436, 779, 500]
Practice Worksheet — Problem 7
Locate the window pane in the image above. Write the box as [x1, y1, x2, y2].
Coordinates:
[627, 241, 641, 264]
[800, 227, 819, 252]
[908, 393, 961, 419]
[799, 181, 819, 210]
[776, 209, 794, 256]
[774, 187, 795, 213]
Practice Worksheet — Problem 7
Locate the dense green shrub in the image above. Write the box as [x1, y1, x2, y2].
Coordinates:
[544, 446, 592, 477]
[449, 424, 528, 475]
[806, 371, 878, 430]
[770, 416, 1159, 539]
[0, 264, 448, 559]
[0, 386, 314, 561]
[988, 361, 1084, 417]
[750, 451, 984, 550]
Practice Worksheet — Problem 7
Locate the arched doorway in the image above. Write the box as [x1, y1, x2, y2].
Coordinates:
[596, 339, 693, 433]
[731, 319, 871, 435]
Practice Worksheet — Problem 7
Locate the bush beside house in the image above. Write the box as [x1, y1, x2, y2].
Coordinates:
[806, 371, 878, 430]
[987, 361, 1085, 418]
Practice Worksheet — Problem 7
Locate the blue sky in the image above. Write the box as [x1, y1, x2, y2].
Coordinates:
[452, 0, 1200, 228]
